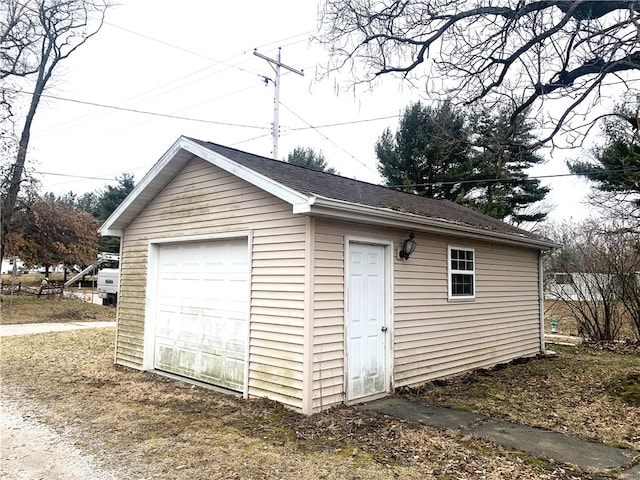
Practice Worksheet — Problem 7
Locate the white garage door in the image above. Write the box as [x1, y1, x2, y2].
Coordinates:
[153, 238, 248, 391]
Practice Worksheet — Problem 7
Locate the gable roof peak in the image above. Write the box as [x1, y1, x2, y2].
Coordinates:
[100, 136, 557, 249]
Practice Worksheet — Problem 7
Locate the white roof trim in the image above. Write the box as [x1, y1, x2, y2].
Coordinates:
[100, 137, 557, 250]
[100, 138, 187, 236]
[184, 139, 310, 206]
[296, 195, 559, 250]
[99, 137, 311, 236]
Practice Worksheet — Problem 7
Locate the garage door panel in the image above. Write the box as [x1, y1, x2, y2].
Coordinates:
[155, 344, 198, 377]
[198, 353, 243, 390]
[153, 238, 249, 392]
[198, 353, 223, 384]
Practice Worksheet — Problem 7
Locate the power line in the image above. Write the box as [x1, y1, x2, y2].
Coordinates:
[290, 114, 401, 131]
[230, 133, 273, 147]
[106, 21, 314, 75]
[105, 21, 261, 77]
[36, 171, 123, 181]
[35, 134, 275, 185]
[34, 162, 637, 191]
[279, 101, 378, 174]
[2, 87, 269, 129]
[37, 66, 258, 137]
[36, 31, 311, 138]
[72, 84, 266, 143]
[387, 168, 640, 189]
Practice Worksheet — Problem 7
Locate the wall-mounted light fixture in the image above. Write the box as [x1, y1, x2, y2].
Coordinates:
[399, 232, 417, 260]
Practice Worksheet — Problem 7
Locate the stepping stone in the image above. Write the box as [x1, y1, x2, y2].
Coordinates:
[359, 397, 487, 429]
[469, 421, 637, 471]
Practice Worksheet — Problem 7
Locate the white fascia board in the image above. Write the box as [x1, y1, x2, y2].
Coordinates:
[99, 137, 190, 237]
[182, 139, 310, 207]
[301, 195, 560, 250]
[100, 227, 122, 237]
[99, 136, 312, 237]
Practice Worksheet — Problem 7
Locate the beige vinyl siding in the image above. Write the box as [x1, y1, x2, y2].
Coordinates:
[393, 233, 542, 387]
[311, 221, 398, 410]
[311, 230, 347, 410]
[310, 220, 542, 410]
[114, 233, 147, 368]
[115, 157, 306, 410]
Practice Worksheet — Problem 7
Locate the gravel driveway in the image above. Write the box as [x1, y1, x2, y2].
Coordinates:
[1, 394, 121, 480]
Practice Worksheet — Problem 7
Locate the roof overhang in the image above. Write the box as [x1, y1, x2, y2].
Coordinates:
[99, 136, 310, 236]
[293, 195, 560, 250]
[101, 136, 559, 251]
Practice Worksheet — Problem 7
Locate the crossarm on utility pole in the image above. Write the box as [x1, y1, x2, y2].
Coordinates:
[254, 48, 304, 159]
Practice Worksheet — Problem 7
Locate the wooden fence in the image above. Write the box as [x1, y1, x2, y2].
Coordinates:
[0, 281, 64, 297]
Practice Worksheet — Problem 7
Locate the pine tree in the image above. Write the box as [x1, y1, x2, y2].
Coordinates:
[376, 101, 472, 201]
[92, 174, 135, 253]
[568, 106, 640, 223]
[376, 101, 549, 223]
[286, 147, 337, 174]
[466, 107, 550, 224]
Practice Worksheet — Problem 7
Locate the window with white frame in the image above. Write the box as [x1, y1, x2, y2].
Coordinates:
[448, 246, 475, 298]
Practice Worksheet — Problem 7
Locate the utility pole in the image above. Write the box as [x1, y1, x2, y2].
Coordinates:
[254, 48, 304, 160]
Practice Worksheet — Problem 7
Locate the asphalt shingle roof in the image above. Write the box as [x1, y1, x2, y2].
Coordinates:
[190, 138, 549, 244]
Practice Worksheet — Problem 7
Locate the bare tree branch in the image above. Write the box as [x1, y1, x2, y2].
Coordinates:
[318, 0, 640, 146]
[0, 0, 109, 262]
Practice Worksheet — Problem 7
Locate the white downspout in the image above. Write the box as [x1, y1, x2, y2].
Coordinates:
[538, 251, 546, 355]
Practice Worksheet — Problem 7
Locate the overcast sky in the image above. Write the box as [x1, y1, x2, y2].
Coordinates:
[20, 0, 594, 223]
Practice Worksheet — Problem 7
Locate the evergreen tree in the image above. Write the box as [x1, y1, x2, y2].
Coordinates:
[376, 101, 472, 201]
[466, 107, 550, 224]
[75, 191, 99, 216]
[86, 174, 135, 253]
[568, 105, 640, 223]
[286, 147, 337, 174]
[377, 101, 549, 223]
[93, 173, 135, 221]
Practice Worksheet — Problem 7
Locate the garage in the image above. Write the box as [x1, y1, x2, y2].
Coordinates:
[153, 238, 249, 392]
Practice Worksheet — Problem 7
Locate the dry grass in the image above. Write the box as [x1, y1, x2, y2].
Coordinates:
[544, 300, 639, 341]
[0, 328, 623, 479]
[1, 272, 66, 283]
[1, 296, 636, 478]
[403, 346, 640, 452]
[1, 294, 115, 324]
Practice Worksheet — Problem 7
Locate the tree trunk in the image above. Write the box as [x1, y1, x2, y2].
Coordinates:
[0, 39, 54, 263]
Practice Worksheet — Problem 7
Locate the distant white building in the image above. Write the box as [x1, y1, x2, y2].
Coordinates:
[545, 271, 637, 302]
[1, 258, 25, 275]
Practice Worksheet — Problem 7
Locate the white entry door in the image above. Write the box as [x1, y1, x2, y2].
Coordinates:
[153, 238, 248, 392]
[347, 242, 388, 400]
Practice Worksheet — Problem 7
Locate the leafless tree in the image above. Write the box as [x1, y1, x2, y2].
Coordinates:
[0, 0, 109, 261]
[318, 1, 640, 147]
[585, 189, 640, 226]
[568, 98, 640, 228]
[1, 0, 39, 78]
[545, 220, 640, 341]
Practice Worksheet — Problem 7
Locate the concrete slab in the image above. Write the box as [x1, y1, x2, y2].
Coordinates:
[359, 397, 487, 429]
[0, 321, 115, 337]
[469, 421, 638, 471]
[619, 463, 640, 479]
[544, 333, 582, 346]
[360, 397, 639, 475]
